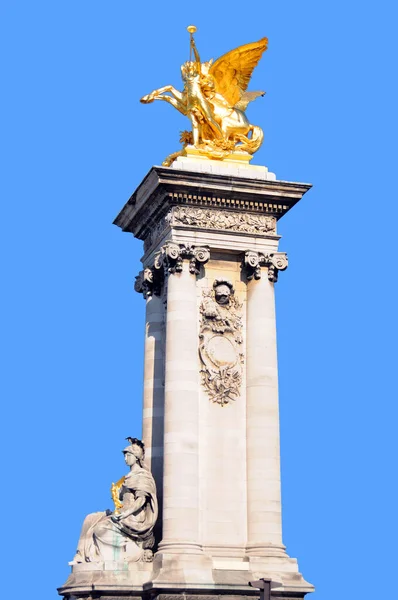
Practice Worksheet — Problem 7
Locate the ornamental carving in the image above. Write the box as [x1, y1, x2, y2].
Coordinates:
[135, 243, 210, 298]
[155, 242, 210, 275]
[134, 267, 160, 298]
[172, 206, 276, 235]
[199, 280, 243, 406]
[143, 212, 172, 252]
[244, 251, 288, 282]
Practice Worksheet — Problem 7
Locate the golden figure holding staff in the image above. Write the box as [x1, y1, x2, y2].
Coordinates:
[140, 27, 268, 166]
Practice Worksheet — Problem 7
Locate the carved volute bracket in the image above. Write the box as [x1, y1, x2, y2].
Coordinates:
[134, 243, 210, 298]
[243, 251, 288, 283]
[134, 266, 163, 299]
[155, 242, 210, 276]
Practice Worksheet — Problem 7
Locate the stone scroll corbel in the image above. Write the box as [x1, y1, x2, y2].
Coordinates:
[155, 242, 210, 276]
[134, 267, 158, 299]
[161, 243, 184, 274]
[134, 243, 210, 298]
[189, 246, 211, 274]
[243, 251, 288, 283]
[267, 252, 288, 282]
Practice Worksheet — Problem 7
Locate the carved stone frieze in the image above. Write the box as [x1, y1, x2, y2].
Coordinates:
[142, 205, 277, 254]
[143, 211, 172, 252]
[171, 206, 276, 235]
[199, 280, 243, 406]
[243, 251, 288, 283]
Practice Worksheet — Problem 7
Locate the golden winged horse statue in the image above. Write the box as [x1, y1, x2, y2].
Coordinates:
[140, 27, 268, 166]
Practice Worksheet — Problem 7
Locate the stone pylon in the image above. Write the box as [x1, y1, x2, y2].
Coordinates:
[59, 159, 314, 600]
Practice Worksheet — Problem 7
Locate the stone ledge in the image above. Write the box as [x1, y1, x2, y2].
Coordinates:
[113, 167, 312, 239]
[171, 156, 276, 181]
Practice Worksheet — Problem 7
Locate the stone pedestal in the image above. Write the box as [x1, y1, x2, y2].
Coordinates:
[59, 162, 314, 600]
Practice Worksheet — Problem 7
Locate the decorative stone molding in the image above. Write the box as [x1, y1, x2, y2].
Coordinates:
[135, 243, 210, 298]
[134, 267, 158, 299]
[156, 597, 257, 600]
[172, 206, 276, 235]
[143, 211, 172, 252]
[142, 204, 278, 254]
[155, 242, 210, 275]
[167, 191, 289, 214]
[199, 280, 244, 406]
[243, 251, 288, 283]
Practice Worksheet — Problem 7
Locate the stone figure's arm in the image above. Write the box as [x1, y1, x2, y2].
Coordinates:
[202, 299, 218, 318]
[113, 493, 147, 521]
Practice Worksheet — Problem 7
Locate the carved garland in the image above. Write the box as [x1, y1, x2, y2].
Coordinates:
[244, 251, 288, 283]
[172, 206, 276, 235]
[143, 208, 277, 253]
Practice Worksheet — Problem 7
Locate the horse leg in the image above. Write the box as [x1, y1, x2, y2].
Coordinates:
[141, 85, 184, 106]
[151, 85, 183, 101]
[221, 109, 250, 140]
[158, 95, 187, 116]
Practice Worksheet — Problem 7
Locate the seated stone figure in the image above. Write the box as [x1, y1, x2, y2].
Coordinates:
[72, 438, 158, 563]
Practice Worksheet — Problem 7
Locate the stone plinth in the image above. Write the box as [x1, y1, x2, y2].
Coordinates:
[59, 162, 313, 600]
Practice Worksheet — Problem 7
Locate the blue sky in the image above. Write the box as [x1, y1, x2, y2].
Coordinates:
[1, 1, 397, 599]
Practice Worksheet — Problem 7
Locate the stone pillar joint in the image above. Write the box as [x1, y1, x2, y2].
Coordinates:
[243, 250, 288, 283]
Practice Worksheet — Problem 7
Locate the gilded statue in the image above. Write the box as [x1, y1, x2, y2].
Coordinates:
[140, 26, 268, 166]
[72, 438, 158, 564]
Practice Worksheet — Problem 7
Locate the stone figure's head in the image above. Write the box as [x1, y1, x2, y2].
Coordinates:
[123, 437, 145, 468]
[213, 279, 234, 306]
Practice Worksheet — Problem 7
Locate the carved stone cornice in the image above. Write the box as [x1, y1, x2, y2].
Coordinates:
[243, 251, 288, 283]
[113, 166, 313, 241]
[135, 243, 210, 298]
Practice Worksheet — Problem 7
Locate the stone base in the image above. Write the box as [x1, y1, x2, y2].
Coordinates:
[183, 145, 254, 164]
[171, 155, 276, 181]
[58, 561, 154, 597]
[58, 554, 314, 600]
[59, 585, 309, 600]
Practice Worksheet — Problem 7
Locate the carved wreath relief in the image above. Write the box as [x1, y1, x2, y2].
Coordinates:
[199, 280, 243, 406]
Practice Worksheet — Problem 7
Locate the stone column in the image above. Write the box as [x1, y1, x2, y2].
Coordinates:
[158, 246, 208, 555]
[245, 253, 287, 558]
[142, 292, 164, 465]
[142, 292, 165, 544]
[134, 268, 165, 540]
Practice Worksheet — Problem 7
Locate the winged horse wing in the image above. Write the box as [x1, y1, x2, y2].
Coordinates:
[209, 37, 268, 109]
